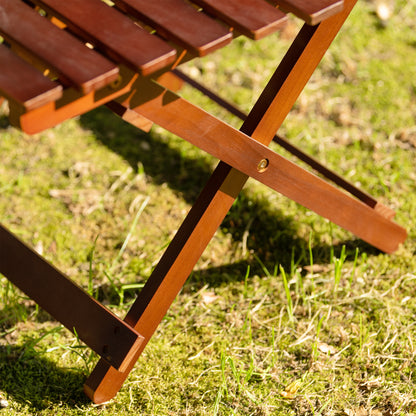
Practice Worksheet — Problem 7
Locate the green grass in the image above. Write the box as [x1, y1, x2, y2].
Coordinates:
[1, 1, 416, 414]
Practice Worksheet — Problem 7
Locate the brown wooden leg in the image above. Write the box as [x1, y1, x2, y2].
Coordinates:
[85, 0, 365, 403]
[170, 68, 396, 218]
[114, 79, 405, 252]
[84, 162, 241, 403]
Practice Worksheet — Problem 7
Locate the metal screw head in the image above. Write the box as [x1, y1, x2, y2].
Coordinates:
[257, 158, 269, 173]
[110, 75, 123, 89]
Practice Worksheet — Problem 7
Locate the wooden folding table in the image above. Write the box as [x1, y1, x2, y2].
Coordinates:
[0, 0, 407, 403]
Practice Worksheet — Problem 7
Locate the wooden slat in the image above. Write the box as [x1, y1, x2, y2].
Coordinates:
[0, 43, 62, 110]
[0, 0, 119, 93]
[191, 0, 288, 40]
[114, 0, 232, 56]
[270, 0, 344, 25]
[31, 0, 177, 76]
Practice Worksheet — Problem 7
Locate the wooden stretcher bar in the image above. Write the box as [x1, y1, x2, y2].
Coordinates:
[0, 225, 144, 372]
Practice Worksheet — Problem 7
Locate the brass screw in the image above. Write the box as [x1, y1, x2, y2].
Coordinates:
[110, 75, 123, 89]
[257, 158, 269, 173]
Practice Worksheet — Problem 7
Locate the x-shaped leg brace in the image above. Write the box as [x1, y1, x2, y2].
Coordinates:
[84, 0, 406, 403]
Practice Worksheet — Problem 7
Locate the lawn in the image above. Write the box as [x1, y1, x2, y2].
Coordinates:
[1, 1, 416, 415]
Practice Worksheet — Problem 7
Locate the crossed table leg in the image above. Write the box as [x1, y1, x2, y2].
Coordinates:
[84, 0, 406, 403]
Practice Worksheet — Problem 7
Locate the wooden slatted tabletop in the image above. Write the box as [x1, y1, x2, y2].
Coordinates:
[0, 0, 345, 117]
[112, 0, 233, 56]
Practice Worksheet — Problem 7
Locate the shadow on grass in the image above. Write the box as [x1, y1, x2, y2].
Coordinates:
[0, 344, 89, 411]
[79, 107, 381, 288]
[80, 107, 214, 202]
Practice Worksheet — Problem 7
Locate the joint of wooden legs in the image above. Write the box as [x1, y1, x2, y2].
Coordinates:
[108, 333, 145, 373]
[107, 100, 153, 132]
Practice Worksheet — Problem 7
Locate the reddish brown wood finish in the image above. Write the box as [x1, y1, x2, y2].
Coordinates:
[31, 0, 177, 76]
[0, 43, 62, 110]
[116, 80, 405, 252]
[113, 0, 232, 56]
[12, 68, 187, 134]
[0, 0, 119, 93]
[170, 68, 398, 218]
[171, 69, 368, 195]
[10, 67, 140, 134]
[106, 101, 153, 132]
[271, 0, 344, 25]
[191, 0, 288, 39]
[84, 0, 397, 404]
[0, 0, 407, 406]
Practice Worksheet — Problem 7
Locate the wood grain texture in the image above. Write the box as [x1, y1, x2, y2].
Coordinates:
[0, 0, 118, 93]
[114, 0, 232, 56]
[270, 0, 344, 25]
[2, 0, 405, 406]
[191, 0, 288, 39]
[0, 43, 62, 110]
[31, 0, 177, 76]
